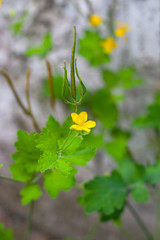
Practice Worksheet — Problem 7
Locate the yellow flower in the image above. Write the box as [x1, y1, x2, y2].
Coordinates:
[115, 22, 130, 38]
[101, 37, 117, 54]
[89, 15, 102, 26]
[0, 0, 2, 7]
[70, 112, 96, 133]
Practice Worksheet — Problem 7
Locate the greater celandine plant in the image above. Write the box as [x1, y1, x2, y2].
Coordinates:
[0, 22, 160, 240]
[0, 26, 99, 240]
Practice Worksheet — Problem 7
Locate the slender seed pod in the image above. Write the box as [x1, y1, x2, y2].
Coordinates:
[70, 26, 77, 100]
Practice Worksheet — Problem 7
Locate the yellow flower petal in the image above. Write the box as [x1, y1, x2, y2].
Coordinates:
[70, 124, 84, 131]
[71, 113, 81, 125]
[84, 120, 96, 129]
[101, 37, 117, 54]
[78, 112, 88, 124]
[82, 126, 91, 133]
[89, 15, 102, 26]
[115, 22, 130, 37]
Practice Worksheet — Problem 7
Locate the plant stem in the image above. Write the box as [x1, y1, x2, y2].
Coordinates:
[0, 175, 21, 183]
[62, 133, 78, 152]
[25, 201, 34, 240]
[59, 131, 72, 152]
[25, 69, 41, 133]
[45, 59, 55, 109]
[31, 173, 44, 184]
[0, 68, 28, 114]
[127, 201, 153, 240]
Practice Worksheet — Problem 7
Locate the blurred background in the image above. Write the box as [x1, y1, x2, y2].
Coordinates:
[0, 0, 159, 239]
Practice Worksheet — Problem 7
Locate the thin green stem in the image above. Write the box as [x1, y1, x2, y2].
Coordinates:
[127, 201, 153, 240]
[24, 201, 34, 240]
[75, 103, 78, 113]
[59, 131, 72, 152]
[62, 133, 79, 152]
[0, 175, 21, 183]
[31, 173, 44, 184]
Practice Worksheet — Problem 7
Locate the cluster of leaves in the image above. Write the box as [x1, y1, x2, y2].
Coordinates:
[78, 30, 110, 66]
[10, 115, 101, 205]
[79, 155, 160, 222]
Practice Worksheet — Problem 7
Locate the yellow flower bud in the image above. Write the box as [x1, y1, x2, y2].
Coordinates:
[89, 15, 102, 26]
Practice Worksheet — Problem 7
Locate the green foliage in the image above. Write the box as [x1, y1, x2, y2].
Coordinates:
[106, 137, 128, 162]
[79, 171, 127, 214]
[90, 89, 118, 129]
[100, 207, 124, 222]
[78, 30, 110, 66]
[25, 33, 53, 58]
[36, 116, 96, 176]
[10, 11, 27, 35]
[0, 164, 3, 168]
[0, 224, 15, 240]
[131, 182, 149, 203]
[133, 92, 160, 129]
[102, 67, 142, 90]
[20, 184, 42, 205]
[117, 158, 145, 185]
[145, 159, 160, 184]
[10, 130, 41, 182]
[44, 169, 76, 198]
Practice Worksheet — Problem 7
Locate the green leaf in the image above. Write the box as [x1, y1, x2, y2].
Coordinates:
[117, 158, 145, 185]
[44, 169, 76, 198]
[10, 11, 27, 35]
[131, 182, 149, 203]
[0, 164, 3, 168]
[78, 30, 110, 66]
[102, 70, 119, 89]
[90, 89, 118, 128]
[20, 184, 42, 205]
[145, 159, 160, 183]
[100, 207, 124, 222]
[80, 171, 127, 214]
[79, 133, 103, 149]
[118, 67, 143, 89]
[10, 130, 41, 182]
[63, 147, 95, 166]
[106, 136, 128, 162]
[0, 224, 15, 240]
[25, 33, 53, 58]
[133, 92, 160, 129]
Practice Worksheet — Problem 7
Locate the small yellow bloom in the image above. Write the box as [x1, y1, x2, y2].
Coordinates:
[89, 15, 102, 26]
[101, 37, 117, 54]
[115, 22, 130, 38]
[70, 112, 96, 133]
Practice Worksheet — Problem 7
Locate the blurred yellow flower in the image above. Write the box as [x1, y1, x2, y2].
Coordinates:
[89, 15, 102, 26]
[70, 112, 96, 133]
[101, 37, 117, 54]
[115, 22, 130, 38]
[0, 0, 2, 7]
